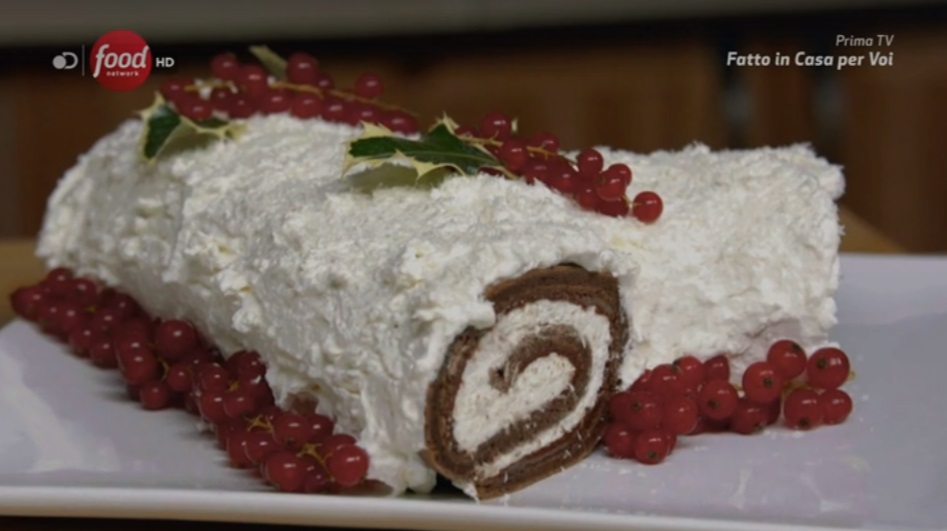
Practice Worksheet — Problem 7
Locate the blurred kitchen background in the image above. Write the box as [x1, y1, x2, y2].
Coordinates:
[0, 0, 945, 251]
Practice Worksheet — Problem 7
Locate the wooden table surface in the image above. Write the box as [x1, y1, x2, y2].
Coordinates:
[0, 207, 904, 531]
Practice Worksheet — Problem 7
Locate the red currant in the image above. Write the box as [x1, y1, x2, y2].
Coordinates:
[806, 347, 850, 390]
[238, 64, 268, 97]
[117, 342, 160, 387]
[354, 73, 383, 99]
[194, 363, 231, 393]
[155, 319, 198, 361]
[303, 458, 332, 493]
[576, 149, 604, 178]
[243, 430, 279, 465]
[272, 412, 313, 449]
[68, 320, 97, 356]
[66, 278, 98, 307]
[10, 285, 47, 321]
[730, 399, 767, 435]
[598, 198, 630, 218]
[263, 451, 307, 492]
[629, 368, 654, 393]
[602, 422, 636, 458]
[697, 380, 739, 421]
[703, 354, 730, 382]
[113, 318, 152, 344]
[607, 163, 632, 185]
[159, 77, 191, 102]
[783, 388, 824, 429]
[522, 159, 551, 185]
[742, 361, 784, 404]
[820, 388, 853, 424]
[347, 102, 380, 125]
[767, 340, 807, 380]
[764, 396, 782, 425]
[102, 292, 140, 319]
[480, 111, 512, 140]
[689, 416, 731, 435]
[319, 433, 357, 458]
[228, 95, 257, 118]
[259, 89, 291, 114]
[382, 110, 418, 134]
[549, 163, 579, 195]
[608, 391, 633, 422]
[289, 92, 323, 119]
[210, 52, 240, 81]
[498, 139, 528, 172]
[209, 87, 235, 114]
[573, 184, 600, 212]
[623, 391, 663, 431]
[197, 390, 229, 425]
[56, 302, 84, 337]
[243, 377, 275, 409]
[165, 361, 193, 393]
[225, 430, 253, 468]
[139, 381, 174, 410]
[633, 429, 671, 465]
[528, 131, 559, 154]
[226, 350, 266, 381]
[327, 445, 369, 487]
[322, 98, 347, 123]
[595, 170, 627, 202]
[632, 191, 663, 223]
[222, 387, 258, 419]
[308, 413, 335, 443]
[315, 72, 334, 89]
[663, 396, 699, 435]
[210, 87, 236, 115]
[286, 52, 319, 85]
[650, 363, 687, 398]
[176, 95, 213, 122]
[672, 355, 705, 390]
[88, 335, 118, 368]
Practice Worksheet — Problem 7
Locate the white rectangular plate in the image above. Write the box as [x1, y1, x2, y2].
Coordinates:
[1, 254, 946, 531]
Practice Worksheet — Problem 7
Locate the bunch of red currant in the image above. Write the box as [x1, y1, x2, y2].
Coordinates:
[458, 111, 663, 222]
[603, 341, 854, 464]
[159, 51, 419, 135]
[10, 268, 370, 494]
[156, 49, 664, 223]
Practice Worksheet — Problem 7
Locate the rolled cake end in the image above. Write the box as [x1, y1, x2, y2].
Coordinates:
[424, 265, 627, 498]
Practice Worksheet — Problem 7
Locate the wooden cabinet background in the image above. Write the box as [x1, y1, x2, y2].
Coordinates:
[1, 16, 945, 251]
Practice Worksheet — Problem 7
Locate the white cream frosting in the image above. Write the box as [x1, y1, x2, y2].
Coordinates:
[36, 114, 843, 496]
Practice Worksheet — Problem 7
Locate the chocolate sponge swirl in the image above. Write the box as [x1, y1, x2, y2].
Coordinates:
[424, 265, 627, 499]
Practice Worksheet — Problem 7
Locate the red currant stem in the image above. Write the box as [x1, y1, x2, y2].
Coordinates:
[300, 444, 328, 467]
[464, 135, 563, 165]
[270, 81, 413, 115]
[778, 370, 856, 395]
[181, 79, 416, 116]
[247, 414, 272, 432]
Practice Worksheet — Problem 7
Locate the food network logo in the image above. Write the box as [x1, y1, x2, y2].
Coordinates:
[52, 29, 174, 91]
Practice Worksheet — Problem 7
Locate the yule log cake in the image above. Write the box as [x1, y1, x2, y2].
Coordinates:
[31, 53, 844, 499]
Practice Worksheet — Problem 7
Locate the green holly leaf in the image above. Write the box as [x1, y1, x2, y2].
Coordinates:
[138, 94, 246, 163]
[347, 164, 454, 193]
[344, 120, 505, 189]
[249, 45, 287, 80]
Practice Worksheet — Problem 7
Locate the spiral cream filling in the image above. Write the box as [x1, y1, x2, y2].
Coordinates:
[452, 300, 610, 478]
